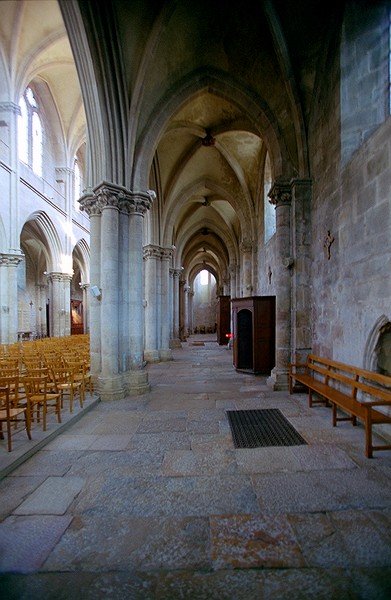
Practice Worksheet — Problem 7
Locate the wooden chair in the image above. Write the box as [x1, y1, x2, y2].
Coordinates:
[49, 365, 83, 413]
[0, 384, 31, 452]
[23, 373, 62, 431]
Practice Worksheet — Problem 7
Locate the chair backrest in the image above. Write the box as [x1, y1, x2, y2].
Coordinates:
[23, 374, 48, 397]
[0, 373, 22, 406]
[0, 385, 10, 412]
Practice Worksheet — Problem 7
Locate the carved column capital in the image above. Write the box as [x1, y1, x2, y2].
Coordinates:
[268, 180, 292, 206]
[46, 272, 73, 283]
[161, 246, 175, 261]
[0, 101, 21, 116]
[143, 244, 162, 260]
[0, 253, 24, 267]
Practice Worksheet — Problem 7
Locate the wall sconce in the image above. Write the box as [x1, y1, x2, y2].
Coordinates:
[2, 305, 9, 314]
[29, 301, 34, 308]
[90, 285, 102, 299]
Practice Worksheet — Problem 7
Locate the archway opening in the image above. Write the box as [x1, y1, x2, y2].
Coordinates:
[192, 269, 217, 335]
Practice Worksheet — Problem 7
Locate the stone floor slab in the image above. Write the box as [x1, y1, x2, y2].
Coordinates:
[14, 476, 84, 515]
[0, 515, 73, 573]
[43, 515, 210, 572]
[210, 513, 305, 569]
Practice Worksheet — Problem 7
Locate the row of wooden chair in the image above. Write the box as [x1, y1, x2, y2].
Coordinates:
[0, 335, 92, 452]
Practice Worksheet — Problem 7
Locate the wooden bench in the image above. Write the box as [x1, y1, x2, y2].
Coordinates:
[289, 354, 391, 458]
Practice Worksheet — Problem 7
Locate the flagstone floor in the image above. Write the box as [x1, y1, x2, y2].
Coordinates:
[0, 336, 391, 599]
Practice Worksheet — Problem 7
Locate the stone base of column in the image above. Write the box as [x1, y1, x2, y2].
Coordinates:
[144, 350, 160, 363]
[159, 348, 173, 361]
[125, 369, 151, 396]
[96, 373, 125, 401]
[266, 367, 290, 391]
[169, 338, 182, 349]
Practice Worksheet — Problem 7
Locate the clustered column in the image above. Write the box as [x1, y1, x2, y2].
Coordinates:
[80, 183, 153, 400]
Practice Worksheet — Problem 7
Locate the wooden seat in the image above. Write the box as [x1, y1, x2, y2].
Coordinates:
[23, 373, 62, 431]
[289, 354, 391, 457]
[0, 384, 31, 452]
[49, 365, 83, 412]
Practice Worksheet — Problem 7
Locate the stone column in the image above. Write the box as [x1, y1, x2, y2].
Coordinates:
[267, 180, 292, 390]
[179, 279, 186, 341]
[126, 191, 154, 394]
[55, 167, 74, 264]
[143, 244, 161, 362]
[291, 178, 312, 364]
[0, 102, 21, 253]
[240, 241, 253, 297]
[188, 289, 194, 335]
[170, 268, 183, 348]
[0, 253, 23, 344]
[47, 272, 73, 337]
[183, 282, 190, 339]
[160, 247, 174, 360]
[79, 191, 101, 380]
[79, 283, 90, 334]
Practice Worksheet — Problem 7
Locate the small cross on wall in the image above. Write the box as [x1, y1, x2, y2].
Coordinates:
[323, 230, 334, 260]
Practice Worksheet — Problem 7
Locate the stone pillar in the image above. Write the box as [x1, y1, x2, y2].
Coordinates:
[143, 244, 161, 363]
[47, 272, 73, 337]
[170, 268, 183, 348]
[79, 191, 101, 380]
[179, 279, 186, 341]
[267, 180, 292, 390]
[79, 185, 154, 399]
[188, 289, 194, 335]
[240, 241, 253, 297]
[291, 179, 312, 363]
[79, 283, 90, 333]
[0, 253, 23, 344]
[126, 191, 154, 394]
[183, 282, 190, 338]
[0, 102, 21, 253]
[160, 247, 174, 360]
[55, 167, 74, 265]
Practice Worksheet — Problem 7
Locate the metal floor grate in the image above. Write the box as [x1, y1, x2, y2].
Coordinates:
[227, 408, 308, 448]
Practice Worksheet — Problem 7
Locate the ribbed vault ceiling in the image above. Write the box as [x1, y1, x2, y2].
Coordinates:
[0, 0, 343, 290]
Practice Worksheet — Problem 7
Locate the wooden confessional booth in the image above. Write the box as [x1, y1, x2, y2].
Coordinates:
[231, 296, 276, 374]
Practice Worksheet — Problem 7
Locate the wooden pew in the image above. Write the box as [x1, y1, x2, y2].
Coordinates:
[289, 354, 391, 458]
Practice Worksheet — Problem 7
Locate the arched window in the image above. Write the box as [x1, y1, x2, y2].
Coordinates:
[263, 152, 275, 242]
[18, 86, 43, 177]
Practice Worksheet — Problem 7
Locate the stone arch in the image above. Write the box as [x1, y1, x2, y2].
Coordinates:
[21, 211, 63, 273]
[72, 238, 90, 284]
[131, 69, 290, 191]
[363, 315, 391, 373]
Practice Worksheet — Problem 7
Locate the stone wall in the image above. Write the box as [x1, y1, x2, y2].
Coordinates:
[309, 4, 391, 369]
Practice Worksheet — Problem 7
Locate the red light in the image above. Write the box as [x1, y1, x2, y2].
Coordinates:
[225, 333, 233, 338]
